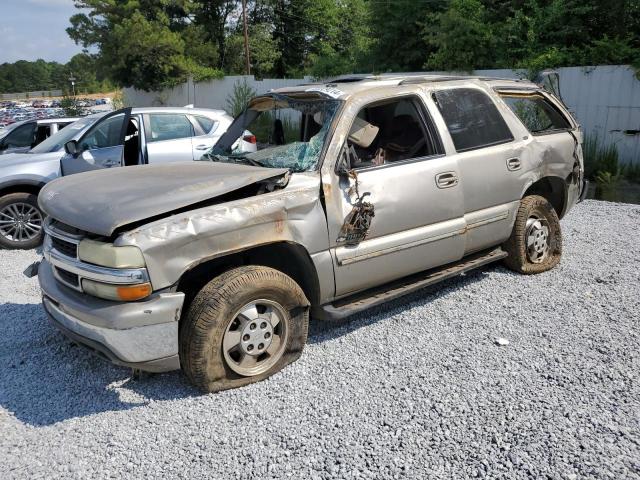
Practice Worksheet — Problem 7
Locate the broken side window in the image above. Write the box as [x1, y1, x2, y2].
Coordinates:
[500, 93, 571, 134]
[432, 88, 514, 152]
[347, 96, 443, 169]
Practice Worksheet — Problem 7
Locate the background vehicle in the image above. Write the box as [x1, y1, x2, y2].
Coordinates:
[36, 75, 586, 391]
[0, 115, 103, 249]
[0, 118, 79, 155]
[0, 108, 252, 249]
[61, 107, 257, 175]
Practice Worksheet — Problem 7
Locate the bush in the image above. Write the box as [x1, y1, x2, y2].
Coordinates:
[59, 95, 83, 116]
[583, 134, 620, 179]
[225, 78, 256, 117]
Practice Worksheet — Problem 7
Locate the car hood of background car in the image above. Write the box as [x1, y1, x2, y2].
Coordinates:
[0, 151, 63, 168]
[39, 162, 289, 236]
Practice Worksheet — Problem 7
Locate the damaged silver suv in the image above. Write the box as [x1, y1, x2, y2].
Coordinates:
[35, 74, 586, 392]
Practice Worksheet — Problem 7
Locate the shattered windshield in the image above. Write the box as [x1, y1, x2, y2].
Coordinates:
[205, 94, 340, 172]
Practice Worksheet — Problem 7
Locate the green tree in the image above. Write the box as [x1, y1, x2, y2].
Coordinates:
[224, 23, 281, 78]
[68, 0, 221, 90]
[424, 0, 495, 71]
[369, 0, 445, 72]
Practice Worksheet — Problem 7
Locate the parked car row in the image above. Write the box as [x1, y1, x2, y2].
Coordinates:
[0, 107, 256, 248]
[20, 74, 587, 392]
[0, 98, 112, 130]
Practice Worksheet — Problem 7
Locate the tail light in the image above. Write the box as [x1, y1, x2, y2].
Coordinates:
[243, 134, 257, 144]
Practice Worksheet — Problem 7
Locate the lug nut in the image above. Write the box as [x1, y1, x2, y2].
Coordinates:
[258, 343, 264, 350]
[264, 332, 271, 339]
[260, 322, 267, 329]
[247, 344, 254, 351]
[243, 334, 250, 341]
[250, 323, 256, 330]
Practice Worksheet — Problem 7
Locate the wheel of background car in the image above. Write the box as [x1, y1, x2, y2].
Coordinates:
[179, 266, 309, 393]
[0, 192, 44, 250]
[502, 195, 562, 274]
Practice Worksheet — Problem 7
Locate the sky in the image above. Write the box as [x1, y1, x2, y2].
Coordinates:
[0, 0, 85, 64]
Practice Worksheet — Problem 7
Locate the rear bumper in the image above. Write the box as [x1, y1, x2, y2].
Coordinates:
[38, 259, 184, 372]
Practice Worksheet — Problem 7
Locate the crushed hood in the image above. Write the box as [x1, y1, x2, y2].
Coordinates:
[39, 162, 288, 236]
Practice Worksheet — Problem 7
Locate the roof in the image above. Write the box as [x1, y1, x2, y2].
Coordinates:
[269, 73, 539, 100]
[130, 106, 228, 117]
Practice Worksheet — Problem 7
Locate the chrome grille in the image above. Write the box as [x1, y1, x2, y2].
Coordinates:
[51, 236, 78, 259]
[54, 267, 79, 288]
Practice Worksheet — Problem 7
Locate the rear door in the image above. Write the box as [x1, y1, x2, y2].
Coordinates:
[432, 87, 524, 254]
[61, 109, 131, 175]
[143, 112, 195, 164]
[189, 114, 221, 160]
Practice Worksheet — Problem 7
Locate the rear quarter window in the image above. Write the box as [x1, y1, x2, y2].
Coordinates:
[193, 115, 217, 134]
[500, 94, 571, 134]
[433, 88, 513, 152]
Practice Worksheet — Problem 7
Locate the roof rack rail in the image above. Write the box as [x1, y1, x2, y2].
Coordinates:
[399, 75, 527, 85]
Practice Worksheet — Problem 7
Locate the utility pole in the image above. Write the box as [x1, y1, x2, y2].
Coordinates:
[242, 0, 251, 75]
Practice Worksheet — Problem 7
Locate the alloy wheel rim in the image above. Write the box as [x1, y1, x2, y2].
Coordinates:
[222, 299, 288, 377]
[525, 214, 550, 263]
[0, 203, 43, 243]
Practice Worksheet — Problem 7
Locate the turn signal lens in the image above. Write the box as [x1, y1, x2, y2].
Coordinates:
[243, 134, 257, 144]
[116, 283, 152, 301]
[82, 279, 152, 301]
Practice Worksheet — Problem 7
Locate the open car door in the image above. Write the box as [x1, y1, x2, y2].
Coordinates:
[61, 108, 131, 176]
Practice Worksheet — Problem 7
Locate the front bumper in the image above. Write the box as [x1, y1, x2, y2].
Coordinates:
[38, 259, 184, 372]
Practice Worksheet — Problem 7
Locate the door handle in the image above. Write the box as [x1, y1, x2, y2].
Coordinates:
[435, 172, 458, 189]
[506, 158, 521, 171]
[195, 144, 210, 150]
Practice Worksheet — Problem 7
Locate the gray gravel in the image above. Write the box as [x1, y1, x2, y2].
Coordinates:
[1, 200, 639, 479]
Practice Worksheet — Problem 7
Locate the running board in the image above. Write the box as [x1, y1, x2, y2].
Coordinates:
[315, 248, 507, 321]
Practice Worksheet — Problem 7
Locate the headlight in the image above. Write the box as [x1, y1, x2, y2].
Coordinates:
[78, 239, 145, 268]
[82, 279, 152, 301]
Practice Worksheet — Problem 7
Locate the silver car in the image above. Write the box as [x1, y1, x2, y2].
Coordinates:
[0, 117, 79, 155]
[0, 107, 254, 249]
[61, 107, 257, 175]
[36, 75, 587, 391]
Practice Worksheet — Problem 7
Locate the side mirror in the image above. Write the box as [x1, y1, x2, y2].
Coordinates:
[64, 140, 79, 156]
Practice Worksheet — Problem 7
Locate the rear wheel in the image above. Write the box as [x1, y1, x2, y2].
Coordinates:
[503, 195, 562, 274]
[0, 193, 44, 250]
[179, 266, 309, 392]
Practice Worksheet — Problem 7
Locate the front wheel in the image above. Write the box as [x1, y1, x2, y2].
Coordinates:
[179, 266, 309, 392]
[503, 195, 562, 274]
[0, 193, 45, 250]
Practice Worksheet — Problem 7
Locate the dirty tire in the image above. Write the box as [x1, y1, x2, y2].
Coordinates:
[179, 266, 310, 393]
[503, 195, 562, 274]
[0, 192, 44, 250]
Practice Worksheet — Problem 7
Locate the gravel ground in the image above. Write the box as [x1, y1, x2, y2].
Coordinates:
[1, 200, 639, 479]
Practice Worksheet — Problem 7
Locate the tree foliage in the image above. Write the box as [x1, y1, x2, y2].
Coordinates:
[2, 0, 639, 94]
[0, 54, 112, 94]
